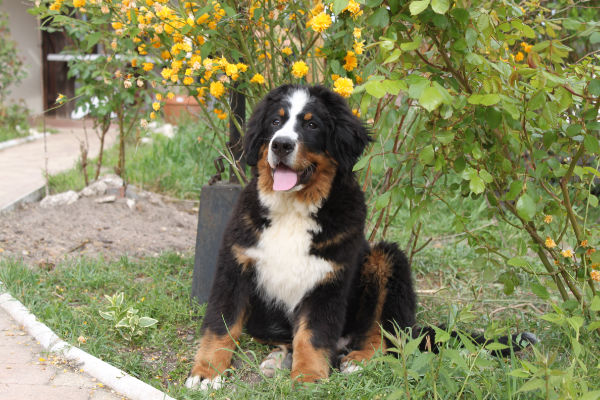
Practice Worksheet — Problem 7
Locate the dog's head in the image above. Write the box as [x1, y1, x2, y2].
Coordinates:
[244, 85, 371, 197]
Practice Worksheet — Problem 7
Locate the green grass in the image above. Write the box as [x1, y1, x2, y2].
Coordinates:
[48, 118, 222, 199]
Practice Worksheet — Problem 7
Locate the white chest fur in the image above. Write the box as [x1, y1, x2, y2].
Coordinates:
[244, 192, 333, 313]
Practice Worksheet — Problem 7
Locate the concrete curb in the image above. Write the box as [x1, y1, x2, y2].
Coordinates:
[0, 286, 176, 400]
[0, 185, 46, 215]
[0, 132, 47, 152]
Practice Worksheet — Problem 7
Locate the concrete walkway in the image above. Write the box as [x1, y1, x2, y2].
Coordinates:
[0, 119, 118, 211]
[0, 120, 124, 400]
[0, 307, 124, 400]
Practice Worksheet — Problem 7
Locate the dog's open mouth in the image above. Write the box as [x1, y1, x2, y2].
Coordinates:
[272, 163, 315, 191]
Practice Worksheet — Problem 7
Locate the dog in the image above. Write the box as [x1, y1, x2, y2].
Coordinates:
[185, 84, 536, 390]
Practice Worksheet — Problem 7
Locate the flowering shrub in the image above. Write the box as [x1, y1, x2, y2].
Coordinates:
[33, 0, 599, 344]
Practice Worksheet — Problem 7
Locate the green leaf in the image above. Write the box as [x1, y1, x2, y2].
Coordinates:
[138, 317, 159, 328]
[468, 93, 500, 106]
[469, 175, 485, 194]
[507, 257, 529, 268]
[531, 282, 550, 300]
[332, 0, 349, 14]
[580, 391, 600, 400]
[591, 296, 600, 312]
[367, 7, 389, 27]
[485, 342, 509, 351]
[375, 191, 391, 210]
[516, 193, 536, 221]
[419, 86, 443, 112]
[433, 326, 451, 343]
[419, 145, 435, 165]
[365, 80, 386, 98]
[517, 378, 546, 393]
[506, 180, 522, 201]
[589, 79, 600, 96]
[436, 131, 455, 145]
[431, 0, 449, 14]
[353, 155, 370, 171]
[584, 135, 600, 153]
[409, 0, 430, 15]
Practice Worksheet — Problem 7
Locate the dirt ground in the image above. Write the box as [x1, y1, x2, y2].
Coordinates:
[0, 192, 199, 267]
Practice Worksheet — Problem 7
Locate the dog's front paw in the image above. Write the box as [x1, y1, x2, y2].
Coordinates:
[185, 375, 224, 391]
[259, 347, 292, 377]
[339, 360, 363, 374]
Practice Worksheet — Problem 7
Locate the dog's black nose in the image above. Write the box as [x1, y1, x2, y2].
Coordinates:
[271, 137, 295, 158]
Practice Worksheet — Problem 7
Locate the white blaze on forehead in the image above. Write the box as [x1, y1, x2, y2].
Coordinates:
[268, 89, 311, 168]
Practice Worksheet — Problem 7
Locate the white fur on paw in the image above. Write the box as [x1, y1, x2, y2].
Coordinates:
[185, 375, 224, 391]
[260, 349, 286, 377]
[340, 361, 363, 374]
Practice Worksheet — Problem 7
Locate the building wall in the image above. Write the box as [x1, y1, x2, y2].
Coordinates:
[0, 0, 43, 116]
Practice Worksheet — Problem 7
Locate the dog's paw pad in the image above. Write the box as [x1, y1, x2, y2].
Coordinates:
[185, 375, 224, 391]
[340, 361, 363, 374]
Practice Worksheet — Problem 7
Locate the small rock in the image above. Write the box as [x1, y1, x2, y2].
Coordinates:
[95, 195, 116, 204]
[40, 191, 79, 208]
[80, 181, 108, 197]
[126, 199, 136, 210]
[100, 174, 123, 189]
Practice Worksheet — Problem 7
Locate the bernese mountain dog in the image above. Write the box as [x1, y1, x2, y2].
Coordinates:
[185, 84, 536, 390]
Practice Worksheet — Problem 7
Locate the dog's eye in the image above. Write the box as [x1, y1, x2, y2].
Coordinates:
[272, 118, 281, 126]
[307, 121, 318, 130]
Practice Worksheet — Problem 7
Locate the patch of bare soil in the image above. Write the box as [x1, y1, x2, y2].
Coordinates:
[0, 191, 198, 267]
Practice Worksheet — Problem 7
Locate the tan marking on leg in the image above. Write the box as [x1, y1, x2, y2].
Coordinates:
[231, 244, 255, 272]
[303, 112, 312, 120]
[342, 323, 386, 364]
[362, 248, 393, 288]
[291, 317, 330, 383]
[191, 318, 244, 379]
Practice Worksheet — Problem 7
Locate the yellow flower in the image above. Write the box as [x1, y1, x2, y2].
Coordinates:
[282, 47, 293, 56]
[250, 73, 265, 84]
[210, 81, 225, 99]
[307, 11, 332, 33]
[213, 108, 228, 120]
[581, 240, 588, 247]
[521, 42, 533, 53]
[561, 249, 574, 258]
[333, 77, 354, 98]
[156, 93, 162, 101]
[150, 111, 156, 119]
[331, 74, 340, 81]
[353, 27, 362, 39]
[543, 215, 553, 224]
[56, 93, 66, 103]
[73, 0, 85, 7]
[353, 40, 365, 55]
[152, 102, 161, 111]
[291, 61, 309, 78]
[183, 76, 194, 85]
[352, 108, 361, 117]
[591, 270, 600, 282]
[355, 75, 363, 84]
[515, 51, 524, 62]
[161, 68, 173, 80]
[343, 51, 358, 72]
[545, 237, 556, 249]
[225, 63, 238, 77]
[344, 0, 362, 17]
[142, 62, 154, 71]
[236, 63, 248, 72]
[167, 92, 175, 100]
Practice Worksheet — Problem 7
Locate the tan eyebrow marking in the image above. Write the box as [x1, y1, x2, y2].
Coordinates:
[279, 108, 285, 117]
[303, 112, 312, 120]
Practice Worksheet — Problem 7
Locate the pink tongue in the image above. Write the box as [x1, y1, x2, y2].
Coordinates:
[273, 165, 298, 191]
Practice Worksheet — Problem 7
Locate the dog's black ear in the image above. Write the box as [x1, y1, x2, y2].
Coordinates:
[316, 87, 372, 172]
[243, 96, 269, 167]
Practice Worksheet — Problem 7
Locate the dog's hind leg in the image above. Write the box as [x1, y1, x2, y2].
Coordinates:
[341, 242, 416, 373]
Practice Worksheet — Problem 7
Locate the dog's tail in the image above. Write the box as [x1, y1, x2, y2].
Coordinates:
[371, 241, 538, 357]
[409, 326, 538, 357]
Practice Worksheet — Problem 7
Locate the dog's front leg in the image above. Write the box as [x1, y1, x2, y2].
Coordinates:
[291, 283, 346, 383]
[186, 250, 251, 390]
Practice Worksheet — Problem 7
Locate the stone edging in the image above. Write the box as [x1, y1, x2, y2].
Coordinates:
[0, 286, 176, 400]
[0, 132, 46, 152]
